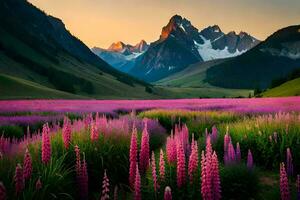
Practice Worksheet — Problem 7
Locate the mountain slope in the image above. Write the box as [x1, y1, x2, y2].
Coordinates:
[263, 78, 300, 97]
[129, 15, 259, 82]
[205, 25, 300, 89]
[0, 0, 156, 99]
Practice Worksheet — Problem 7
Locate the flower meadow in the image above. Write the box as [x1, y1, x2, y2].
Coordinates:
[0, 98, 300, 199]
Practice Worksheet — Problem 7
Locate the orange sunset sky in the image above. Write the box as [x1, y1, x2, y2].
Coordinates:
[28, 0, 300, 48]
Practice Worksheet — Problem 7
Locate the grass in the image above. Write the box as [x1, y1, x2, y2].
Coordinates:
[263, 77, 300, 97]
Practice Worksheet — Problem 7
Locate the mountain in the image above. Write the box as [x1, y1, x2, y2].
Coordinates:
[92, 40, 149, 72]
[205, 25, 300, 89]
[0, 0, 157, 99]
[129, 15, 259, 82]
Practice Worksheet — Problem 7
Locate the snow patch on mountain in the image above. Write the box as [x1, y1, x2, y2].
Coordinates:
[194, 36, 246, 61]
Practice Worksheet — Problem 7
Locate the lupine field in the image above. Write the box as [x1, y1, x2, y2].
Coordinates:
[0, 97, 300, 200]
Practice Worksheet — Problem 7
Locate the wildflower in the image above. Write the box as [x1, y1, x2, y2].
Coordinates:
[41, 123, 51, 164]
[139, 122, 150, 173]
[176, 141, 186, 188]
[211, 125, 218, 143]
[227, 142, 236, 165]
[23, 148, 32, 180]
[247, 149, 253, 170]
[151, 152, 158, 192]
[164, 186, 172, 200]
[129, 126, 138, 188]
[201, 151, 212, 200]
[280, 163, 290, 200]
[286, 148, 293, 176]
[166, 132, 177, 163]
[211, 152, 221, 200]
[134, 163, 141, 200]
[100, 170, 110, 200]
[236, 142, 241, 163]
[74, 145, 81, 179]
[62, 117, 72, 149]
[0, 182, 6, 200]
[14, 164, 24, 195]
[159, 149, 165, 183]
[90, 121, 99, 141]
[188, 140, 198, 183]
[36, 177, 42, 190]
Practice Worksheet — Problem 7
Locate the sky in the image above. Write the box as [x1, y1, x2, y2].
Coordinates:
[29, 0, 300, 48]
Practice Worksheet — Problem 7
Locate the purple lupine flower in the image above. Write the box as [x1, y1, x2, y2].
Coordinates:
[223, 131, 231, 164]
[176, 141, 186, 188]
[159, 149, 165, 183]
[0, 182, 6, 200]
[62, 117, 72, 149]
[139, 121, 150, 173]
[280, 163, 290, 200]
[211, 125, 218, 143]
[226, 142, 236, 165]
[236, 142, 241, 163]
[151, 151, 158, 192]
[14, 163, 24, 195]
[41, 123, 51, 164]
[247, 149, 253, 170]
[129, 126, 138, 188]
[134, 163, 141, 200]
[286, 148, 293, 176]
[100, 170, 110, 200]
[23, 148, 32, 180]
[164, 186, 172, 200]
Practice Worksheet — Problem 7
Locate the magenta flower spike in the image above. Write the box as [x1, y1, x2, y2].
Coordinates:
[286, 148, 293, 176]
[23, 148, 32, 180]
[211, 152, 221, 200]
[74, 145, 81, 183]
[236, 142, 241, 163]
[134, 163, 141, 200]
[151, 152, 158, 192]
[247, 149, 253, 170]
[0, 182, 6, 200]
[90, 121, 99, 141]
[14, 163, 24, 195]
[227, 142, 236, 165]
[176, 141, 186, 188]
[36, 177, 42, 190]
[139, 121, 150, 173]
[164, 186, 172, 200]
[211, 125, 218, 143]
[41, 123, 51, 164]
[100, 169, 110, 200]
[129, 126, 138, 188]
[166, 132, 177, 163]
[62, 117, 72, 149]
[280, 163, 290, 200]
[201, 150, 212, 200]
[188, 140, 198, 183]
[159, 149, 166, 183]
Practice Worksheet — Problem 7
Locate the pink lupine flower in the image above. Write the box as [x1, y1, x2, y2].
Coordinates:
[166, 132, 177, 163]
[286, 148, 293, 176]
[14, 163, 24, 195]
[297, 174, 300, 200]
[0, 182, 6, 200]
[159, 149, 165, 183]
[247, 149, 253, 170]
[23, 148, 32, 180]
[134, 163, 141, 200]
[211, 152, 221, 200]
[224, 129, 231, 163]
[41, 123, 51, 164]
[176, 141, 186, 188]
[36, 177, 42, 190]
[139, 122, 150, 173]
[75, 145, 81, 178]
[206, 137, 213, 162]
[188, 140, 198, 183]
[211, 125, 218, 143]
[80, 154, 88, 199]
[151, 152, 158, 192]
[62, 117, 72, 149]
[226, 142, 236, 165]
[280, 163, 290, 200]
[164, 186, 172, 200]
[129, 126, 138, 188]
[236, 142, 241, 163]
[100, 170, 110, 200]
[201, 151, 212, 200]
[90, 121, 99, 141]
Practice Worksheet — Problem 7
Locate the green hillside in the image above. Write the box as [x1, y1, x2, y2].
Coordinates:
[263, 78, 300, 97]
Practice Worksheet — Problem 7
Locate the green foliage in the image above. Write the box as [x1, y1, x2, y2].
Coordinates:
[0, 125, 23, 138]
[221, 164, 259, 200]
